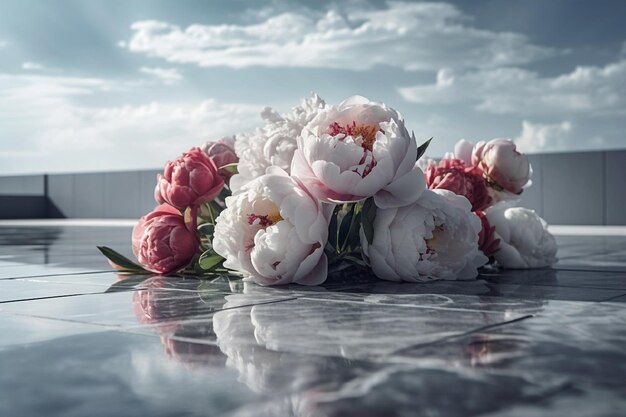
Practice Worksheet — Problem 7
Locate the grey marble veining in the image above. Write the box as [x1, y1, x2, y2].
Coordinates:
[0, 223, 625, 416]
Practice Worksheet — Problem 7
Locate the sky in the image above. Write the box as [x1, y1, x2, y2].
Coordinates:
[0, 0, 625, 175]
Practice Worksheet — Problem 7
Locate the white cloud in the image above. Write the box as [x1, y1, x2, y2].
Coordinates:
[21, 62, 48, 71]
[124, 2, 553, 71]
[515, 120, 572, 153]
[0, 73, 261, 174]
[139, 66, 182, 84]
[399, 58, 626, 116]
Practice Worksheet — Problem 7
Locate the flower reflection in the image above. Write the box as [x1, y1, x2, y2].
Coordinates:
[130, 276, 227, 367]
[213, 295, 366, 417]
[122, 275, 562, 416]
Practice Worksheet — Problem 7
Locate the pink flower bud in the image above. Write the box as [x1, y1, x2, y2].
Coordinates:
[202, 138, 238, 180]
[476, 210, 500, 256]
[424, 158, 492, 211]
[155, 147, 224, 209]
[473, 139, 530, 195]
[132, 204, 199, 275]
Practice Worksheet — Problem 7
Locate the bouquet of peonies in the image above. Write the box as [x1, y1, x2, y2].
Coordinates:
[99, 94, 557, 286]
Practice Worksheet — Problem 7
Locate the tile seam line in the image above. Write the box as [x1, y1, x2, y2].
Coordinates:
[0, 291, 106, 304]
[552, 267, 626, 274]
[0, 297, 300, 327]
[0, 286, 187, 304]
[4, 311, 131, 331]
[0, 269, 115, 280]
[484, 281, 626, 291]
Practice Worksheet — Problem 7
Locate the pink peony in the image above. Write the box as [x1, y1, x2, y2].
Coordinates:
[202, 137, 238, 180]
[424, 158, 492, 211]
[132, 204, 199, 275]
[155, 147, 224, 209]
[472, 139, 531, 195]
[475, 210, 500, 256]
[132, 281, 179, 335]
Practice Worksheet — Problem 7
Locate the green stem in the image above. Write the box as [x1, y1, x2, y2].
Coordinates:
[340, 214, 355, 253]
[206, 202, 215, 224]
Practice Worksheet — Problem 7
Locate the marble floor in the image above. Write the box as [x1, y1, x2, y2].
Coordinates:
[0, 221, 625, 417]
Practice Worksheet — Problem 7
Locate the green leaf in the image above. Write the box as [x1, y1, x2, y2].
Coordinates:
[104, 275, 151, 293]
[220, 163, 238, 174]
[337, 205, 355, 251]
[343, 255, 367, 267]
[209, 200, 224, 218]
[217, 186, 231, 202]
[327, 207, 338, 249]
[198, 249, 224, 271]
[361, 198, 377, 246]
[197, 222, 215, 237]
[97, 246, 147, 272]
[327, 260, 354, 274]
[347, 212, 362, 250]
[416, 137, 433, 161]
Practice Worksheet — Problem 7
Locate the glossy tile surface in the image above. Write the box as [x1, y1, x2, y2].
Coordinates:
[0, 222, 625, 416]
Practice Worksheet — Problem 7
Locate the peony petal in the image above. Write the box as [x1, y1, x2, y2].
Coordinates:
[374, 167, 426, 209]
[454, 139, 474, 165]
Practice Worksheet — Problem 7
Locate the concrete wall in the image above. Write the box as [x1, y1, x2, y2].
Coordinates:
[0, 170, 160, 219]
[0, 175, 48, 219]
[518, 150, 622, 225]
[0, 150, 624, 224]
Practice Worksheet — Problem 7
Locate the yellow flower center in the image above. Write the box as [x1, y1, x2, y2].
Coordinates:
[247, 211, 283, 227]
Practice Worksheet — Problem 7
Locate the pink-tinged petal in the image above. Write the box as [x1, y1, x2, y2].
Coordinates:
[312, 160, 363, 198]
[202, 139, 238, 179]
[293, 151, 359, 203]
[471, 141, 486, 166]
[290, 149, 316, 182]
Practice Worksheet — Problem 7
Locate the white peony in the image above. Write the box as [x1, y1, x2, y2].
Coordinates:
[291, 95, 425, 209]
[453, 138, 531, 205]
[213, 167, 329, 286]
[473, 139, 532, 195]
[230, 93, 326, 193]
[362, 189, 487, 282]
[485, 203, 558, 269]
